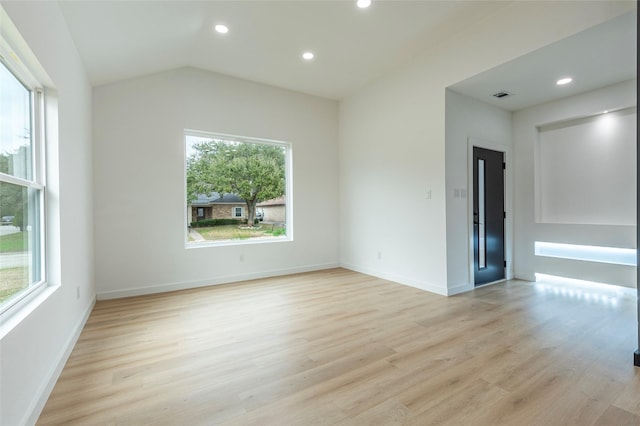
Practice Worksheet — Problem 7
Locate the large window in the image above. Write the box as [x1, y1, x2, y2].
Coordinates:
[185, 131, 291, 245]
[0, 59, 45, 312]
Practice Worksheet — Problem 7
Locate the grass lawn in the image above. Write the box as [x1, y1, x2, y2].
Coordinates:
[0, 231, 27, 253]
[193, 223, 286, 241]
[0, 266, 28, 304]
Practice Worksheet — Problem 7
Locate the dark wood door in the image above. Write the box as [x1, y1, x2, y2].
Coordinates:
[473, 146, 505, 286]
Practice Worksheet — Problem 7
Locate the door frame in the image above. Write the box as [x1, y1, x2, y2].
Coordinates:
[467, 138, 513, 286]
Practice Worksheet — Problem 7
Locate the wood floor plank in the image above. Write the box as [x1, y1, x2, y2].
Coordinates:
[339, 399, 411, 426]
[594, 405, 640, 426]
[37, 268, 640, 425]
[614, 370, 640, 416]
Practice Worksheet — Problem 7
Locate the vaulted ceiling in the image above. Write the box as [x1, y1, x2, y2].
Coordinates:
[59, 0, 507, 99]
[58, 1, 636, 107]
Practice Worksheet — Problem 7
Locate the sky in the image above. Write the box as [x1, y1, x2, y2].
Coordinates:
[0, 60, 31, 158]
[184, 134, 212, 160]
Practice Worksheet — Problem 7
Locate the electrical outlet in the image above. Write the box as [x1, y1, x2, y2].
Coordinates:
[377, 251, 382, 260]
[240, 254, 244, 263]
[76, 287, 80, 300]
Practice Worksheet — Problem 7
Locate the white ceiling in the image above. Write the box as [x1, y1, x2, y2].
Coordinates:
[58, 1, 636, 105]
[58, 0, 506, 99]
[450, 10, 637, 111]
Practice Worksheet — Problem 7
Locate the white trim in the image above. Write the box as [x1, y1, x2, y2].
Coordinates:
[183, 129, 292, 248]
[186, 234, 291, 249]
[285, 143, 294, 241]
[0, 47, 48, 317]
[232, 206, 244, 218]
[96, 263, 339, 300]
[184, 128, 290, 149]
[0, 278, 48, 317]
[0, 283, 57, 340]
[447, 282, 475, 296]
[340, 262, 449, 296]
[23, 298, 95, 426]
[184, 130, 191, 240]
[467, 138, 513, 290]
[0, 47, 41, 91]
[0, 172, 44, 189]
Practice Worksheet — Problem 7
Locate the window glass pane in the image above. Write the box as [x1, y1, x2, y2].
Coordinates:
[0, 181, 41, 306]
[478, 159, 486, 269]
[0, 62, 32, 180]
[186, 133, 288, 244]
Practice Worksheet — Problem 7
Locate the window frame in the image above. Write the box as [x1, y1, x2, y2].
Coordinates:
[0, 54, 47, 316]
[184, 129, 293, 248]
[232, 206, 244, 218]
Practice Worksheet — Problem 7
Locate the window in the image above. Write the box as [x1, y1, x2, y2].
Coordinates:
[0, 58, 46, 313]
[185, 131, 291, 245]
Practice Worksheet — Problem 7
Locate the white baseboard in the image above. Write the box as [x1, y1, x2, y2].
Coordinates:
[96, 262, 341, 300]
[25, 298, 95, 426]
[514, 272, 536, 282]
[340, 262, 449, 296]
[447, 282, 474, 295]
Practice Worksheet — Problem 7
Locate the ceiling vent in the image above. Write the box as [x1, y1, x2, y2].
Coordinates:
[492, 91, 512, 99]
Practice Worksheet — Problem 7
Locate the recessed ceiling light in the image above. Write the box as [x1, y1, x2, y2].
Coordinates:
[556, 77, 573, 86]
[302, 52, 314, 60]
[214, 24, 229, 34]
[357, 0, 372, 8]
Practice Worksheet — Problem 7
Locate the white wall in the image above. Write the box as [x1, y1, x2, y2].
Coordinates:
[513, 79, 637, 287]
[537, 108, 636, 225]
[339, 1, 634, 295]
[93, 67, 339, 299]
[445, 90, 512, 294]
[0, 2, 95, 425]
[339, 68, 450, 294]
[0, 2, 634, 423]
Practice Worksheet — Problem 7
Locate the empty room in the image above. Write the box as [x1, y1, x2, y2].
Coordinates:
[0, 1, 638, 425]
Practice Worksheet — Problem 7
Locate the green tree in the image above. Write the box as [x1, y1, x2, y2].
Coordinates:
[187, 139, 285, 226]
[0, 149, 29, 231]
[0, 181, 25, 230]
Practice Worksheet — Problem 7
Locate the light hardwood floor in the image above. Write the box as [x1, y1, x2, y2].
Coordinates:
[38, 268, 640, 425]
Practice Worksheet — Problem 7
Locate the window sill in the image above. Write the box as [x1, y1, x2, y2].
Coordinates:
[185, 235, 292, 249]
[0, 283, 59, 340]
